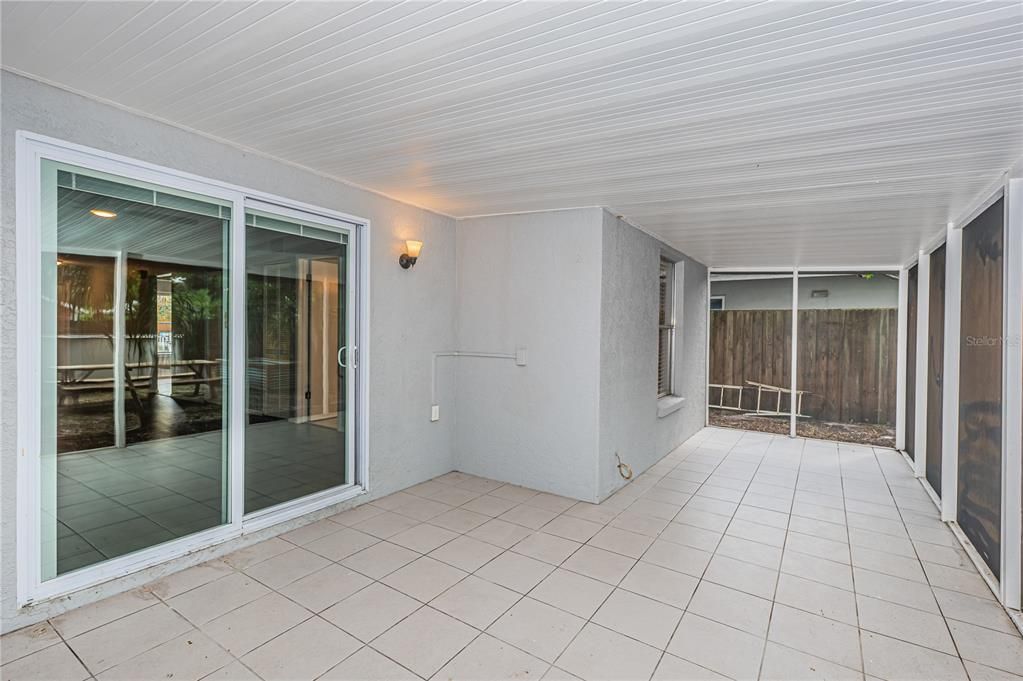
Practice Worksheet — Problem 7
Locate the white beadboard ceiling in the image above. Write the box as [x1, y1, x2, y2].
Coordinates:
[3, 0, 1022, 267]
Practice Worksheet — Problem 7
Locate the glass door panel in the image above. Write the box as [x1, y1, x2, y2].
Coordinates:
[927, 247, 947, 493]
[40, 160, 230, 579]
[244, 210, 350, 514]
[957, 198, 1004, 577]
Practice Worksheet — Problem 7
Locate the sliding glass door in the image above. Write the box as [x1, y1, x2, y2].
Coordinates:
[957, 198, 1005, 577]
[40, 160, 230, 579]
[244, 208, 353, 514]
[24, 137, 363, 601]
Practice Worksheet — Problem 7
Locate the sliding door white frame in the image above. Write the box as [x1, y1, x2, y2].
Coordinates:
[1002, 176, 1022, 610]
[933, 181, 1018, 608]
[15, 131, 370, 607]
[895, 268, 909, 451]
[789, 270, 798, 438]
[239, 199, 363, 532]
[705, 268, 712, 428]
[941, 222, 962, 522]
[913, 250, 930, 480]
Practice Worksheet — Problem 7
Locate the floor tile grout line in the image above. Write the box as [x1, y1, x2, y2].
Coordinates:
[150, 515, 483, 679]
[341, 599, 442, 676]
[874, 448, 977, 678]
[72, 606, 241, 681]
[468, 435, 740, 666]
[859, 452, 1019, 671]
[0, 627, 71, 667]
[45, 613, 98, 680]
[440, 450, 1012, 677]
[20, 429, 1020, 681]
[322, 472, 629, 679]
[643, 430, 784, 679]
[755, 433, 806, 681]
[526, 441, 719, 676]
[368, 605, 485, 680]
[543, 433, 743, 677]
[358, 431, 736, 670]
[839, 441, 869, 678]
[153, 572, 321, 672]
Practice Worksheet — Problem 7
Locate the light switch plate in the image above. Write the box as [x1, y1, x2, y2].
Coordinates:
[430, 405, 440, 422]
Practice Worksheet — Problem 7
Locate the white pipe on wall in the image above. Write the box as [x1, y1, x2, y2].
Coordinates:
[430, 349, 526, 417]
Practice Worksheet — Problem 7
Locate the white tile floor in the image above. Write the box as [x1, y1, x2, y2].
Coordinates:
[4, 427, 1022, 681]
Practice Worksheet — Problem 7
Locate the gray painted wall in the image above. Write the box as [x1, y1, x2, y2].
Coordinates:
[453, 209, 708, 502]
[453, 209, 604, 501]
[598, 212, 708, 499]
[1, 72, 459, 630]
[0, 73, 711, 631]
[711, 274, 898, 310]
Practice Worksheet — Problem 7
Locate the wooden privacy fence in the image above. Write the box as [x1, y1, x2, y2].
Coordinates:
[709, 308, 898, 425]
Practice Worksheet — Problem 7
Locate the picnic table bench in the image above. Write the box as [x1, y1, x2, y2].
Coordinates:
[57, 359, 222, 408]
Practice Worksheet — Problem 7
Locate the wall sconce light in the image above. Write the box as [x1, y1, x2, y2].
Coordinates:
[399, 240, 423, 269]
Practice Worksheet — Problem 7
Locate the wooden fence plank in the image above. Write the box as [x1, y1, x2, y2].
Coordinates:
[710, 307, 897, 424]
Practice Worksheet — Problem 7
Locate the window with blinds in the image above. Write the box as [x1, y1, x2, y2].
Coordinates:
[658, 257, 675, 397]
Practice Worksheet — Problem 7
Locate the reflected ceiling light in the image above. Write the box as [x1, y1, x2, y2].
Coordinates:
[89, 209, 117, 219]
[399, 239, 423, 269]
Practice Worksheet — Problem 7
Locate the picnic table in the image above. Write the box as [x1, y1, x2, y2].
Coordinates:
[57, 359, 222, 408]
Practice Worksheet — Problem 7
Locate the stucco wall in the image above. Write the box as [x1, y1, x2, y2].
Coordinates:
[598, 212, 708, 500]
[453, 209, 603, 501]
[452, 209, 708, 503]
[1, 72, 459, 631]
[1, 73, 711, 632]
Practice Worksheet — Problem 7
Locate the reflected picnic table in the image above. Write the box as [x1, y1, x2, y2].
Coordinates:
[57, 359, 222, 409]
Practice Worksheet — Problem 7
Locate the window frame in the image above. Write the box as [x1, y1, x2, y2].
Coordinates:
[658, 256, 678, 398]
[15, 131, 371, 607]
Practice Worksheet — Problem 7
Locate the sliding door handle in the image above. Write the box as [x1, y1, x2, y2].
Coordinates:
[338, 346, 358, 369]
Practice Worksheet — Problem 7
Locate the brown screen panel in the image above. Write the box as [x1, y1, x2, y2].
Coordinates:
[957, 198, 1004, 578]
[905, 265, 919, 458]
[927, 244, 946, 495]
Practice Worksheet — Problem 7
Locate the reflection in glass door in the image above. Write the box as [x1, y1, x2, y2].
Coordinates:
[40, 160, 230, 579]
[244, 210, 352, 514]
[24, 137, 366, 602]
